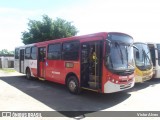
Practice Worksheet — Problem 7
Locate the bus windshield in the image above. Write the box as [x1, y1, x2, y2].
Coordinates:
[134, 43, 152, 70]
[105, 33, 135, 74]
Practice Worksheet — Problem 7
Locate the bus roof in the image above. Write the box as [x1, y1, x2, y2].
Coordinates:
[16, 32, 133, 48]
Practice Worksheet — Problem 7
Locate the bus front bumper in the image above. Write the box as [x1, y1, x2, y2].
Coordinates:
[135, 74, 152, 83]
[104, 79, 135, 93]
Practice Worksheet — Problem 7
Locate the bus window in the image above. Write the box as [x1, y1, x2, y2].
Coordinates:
[48, 43, 61, 60]
[62, 41, 79, 60]
[39, 47, 46, 61]
[25, 47, 31, 59]
[148, 44, 156, 66]
[15, 48, 19, 59]
[157, 44, 160, 66]
[31, 46, 37, 60]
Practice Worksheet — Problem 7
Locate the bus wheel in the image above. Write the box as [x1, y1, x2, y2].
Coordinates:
[26, 68, 31, 80]
[67, 76, 80, 94]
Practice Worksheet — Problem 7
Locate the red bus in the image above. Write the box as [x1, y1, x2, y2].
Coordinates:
[14, 32, 135, 94]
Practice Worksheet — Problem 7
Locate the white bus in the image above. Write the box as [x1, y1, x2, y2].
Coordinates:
[14, 44, 36, 77]
[148, 43, 160, 78]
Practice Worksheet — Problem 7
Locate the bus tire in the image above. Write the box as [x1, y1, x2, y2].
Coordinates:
[67, 76, 81, 94]
[26, 68, 31, 80]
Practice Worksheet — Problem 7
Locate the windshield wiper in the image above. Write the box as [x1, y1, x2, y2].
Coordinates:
[142, 49, 146, 66]
[142, 49, 150, 67]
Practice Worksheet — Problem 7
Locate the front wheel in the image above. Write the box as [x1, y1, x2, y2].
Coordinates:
[67, 76, 81, 94]
[26, 68, 31, 80]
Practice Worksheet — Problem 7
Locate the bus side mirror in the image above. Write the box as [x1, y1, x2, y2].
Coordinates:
[133, 45, 138, 51]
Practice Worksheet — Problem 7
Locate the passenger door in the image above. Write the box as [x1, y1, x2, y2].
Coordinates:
[45, 43, 64, 83]
[19, 49, 24, 73]
[81, 40, 103, 90]
[38, 47, 46, 78]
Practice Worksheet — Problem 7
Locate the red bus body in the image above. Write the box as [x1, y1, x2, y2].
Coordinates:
[14, 32, 135, 94]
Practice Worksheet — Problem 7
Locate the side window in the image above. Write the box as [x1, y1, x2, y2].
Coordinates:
[48, 43, 61, 60]
[39, 47, 46, 61]
[157, 44, 160, 66]
[31, 46, 37, 60]
[149, 47, 156, 66]
[25, 47, 30, 59]
[148, 44, 156, 66]
[158, 50, 160, 66]
[15, 48, 19, 59]
[62, 41, 79, 60]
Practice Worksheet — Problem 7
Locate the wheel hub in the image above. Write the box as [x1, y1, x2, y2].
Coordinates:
[69, 80, 76, 92]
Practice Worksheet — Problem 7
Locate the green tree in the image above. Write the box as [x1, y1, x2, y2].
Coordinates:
[22, 15, 78, 44]
[0, 49, 14, 55]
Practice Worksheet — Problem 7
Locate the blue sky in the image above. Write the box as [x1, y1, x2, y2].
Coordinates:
[0, 0, 82, 10]
[0, 0, 160, 51]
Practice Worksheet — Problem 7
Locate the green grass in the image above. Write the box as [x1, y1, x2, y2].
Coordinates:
[0, 68, 16, 73]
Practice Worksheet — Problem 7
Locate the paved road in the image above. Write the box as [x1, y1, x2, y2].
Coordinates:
[0, 71, 160, 120]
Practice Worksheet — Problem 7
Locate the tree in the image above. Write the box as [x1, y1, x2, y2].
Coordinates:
[21, 15, 78, 44]
[0, 49, 14, 55]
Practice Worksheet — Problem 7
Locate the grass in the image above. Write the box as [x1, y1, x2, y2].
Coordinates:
[0, 68, 16, 73]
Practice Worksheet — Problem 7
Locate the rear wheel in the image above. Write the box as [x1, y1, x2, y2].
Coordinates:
[26, 68, 31, 80]
[67, 76, 81, 94]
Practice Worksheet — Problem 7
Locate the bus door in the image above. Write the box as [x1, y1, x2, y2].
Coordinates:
[81, 41, 102, 90]
[38, 47, 46, 79]
[19, 49, 24, 73]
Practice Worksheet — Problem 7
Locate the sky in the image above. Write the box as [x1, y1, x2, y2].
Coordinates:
[0, 0, 160, 51]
